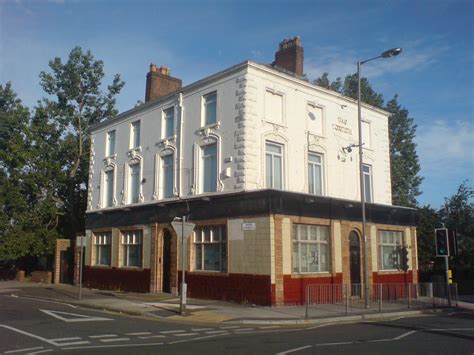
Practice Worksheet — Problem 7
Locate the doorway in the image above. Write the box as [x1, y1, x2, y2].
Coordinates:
[162, 229, 172, 293]
[349, 231, 361, 296]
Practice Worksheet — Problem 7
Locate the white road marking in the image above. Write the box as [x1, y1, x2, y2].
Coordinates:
[393, 330, 417, 340]
[276, 344, 312, 354]
[167, 333, 227, 345]
[205, 330, 228, 334]
[173, 332, 199, 337]
[191, 327, 214, 331]
[99, 338, 130, 343]
[49, 337, 81, 341]
[259, 326, 280, 329]
[219, 326, 239, 329]
[0, 324, 57, 346]
[5, 347, 44, 354]
[29, 350, 53, 354]
[125, 332, 152, 336]
[39, 309, 112, 323]
[138, 335, 166, 339]
[388, 316, 406, 321]
[316, 341, 353, 346]
[51, 341, 90, 346]
[160, 330, 186, 334]
[428, 328, 474, 331]
[5, 295, 77, 308]
[61, 342, 164, 350]
[89, 334, 118, 338]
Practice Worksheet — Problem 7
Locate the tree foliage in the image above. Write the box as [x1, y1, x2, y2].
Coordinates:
[386, 95, 422, 207]
[439, 181, 474, 268]
[0, 47, 124, 262]
[39, 47, 124, 238]
[0, 83, 60, 260]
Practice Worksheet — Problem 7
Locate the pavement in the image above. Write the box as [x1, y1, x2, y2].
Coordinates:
[1, 280, 473, 325]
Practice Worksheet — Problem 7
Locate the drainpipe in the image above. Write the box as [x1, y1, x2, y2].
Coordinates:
[177, 92, 184, 199]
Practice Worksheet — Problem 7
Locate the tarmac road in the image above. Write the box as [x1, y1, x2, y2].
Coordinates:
[1, 292, 473, 354]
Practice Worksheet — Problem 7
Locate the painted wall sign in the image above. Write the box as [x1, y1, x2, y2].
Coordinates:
[242, 222, 256, 231]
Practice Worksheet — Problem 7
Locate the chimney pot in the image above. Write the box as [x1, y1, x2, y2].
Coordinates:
[273, 36, 304, 77]
[145, 64, 182, 102]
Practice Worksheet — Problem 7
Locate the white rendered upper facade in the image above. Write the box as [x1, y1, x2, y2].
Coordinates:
[87, 60, 392, 212]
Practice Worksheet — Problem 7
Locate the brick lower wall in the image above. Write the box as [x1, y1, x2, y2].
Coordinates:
[84, 266, 151, 293]
[181, 272, 272, 306]
[283, 273, 343, 305]
[372, 271, 414, 284]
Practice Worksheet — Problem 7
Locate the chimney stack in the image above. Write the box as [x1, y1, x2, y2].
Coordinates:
[272, 36, 304, 77]
[145, 63, 182, 102]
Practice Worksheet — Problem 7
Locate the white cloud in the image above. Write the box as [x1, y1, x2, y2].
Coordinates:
[416, 119, 474, 177]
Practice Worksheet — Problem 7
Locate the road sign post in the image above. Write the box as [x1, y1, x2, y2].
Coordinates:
[435, 228, 451, 306]
[76, 236, 88, 300]
[171, 217, 195, 315]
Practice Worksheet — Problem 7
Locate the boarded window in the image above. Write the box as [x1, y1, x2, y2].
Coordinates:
[307, 104, 323, 135]
[265, 90, 283, 124]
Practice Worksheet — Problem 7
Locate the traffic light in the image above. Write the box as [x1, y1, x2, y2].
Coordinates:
[449, 229, 458, 257]
[435, 228, 449, 256]
[400, 246, 409, 272]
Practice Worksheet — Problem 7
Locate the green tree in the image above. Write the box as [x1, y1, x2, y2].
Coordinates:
[0, 83, 60, 260]
[341, 73, 384, 109]
[313, 72, 342, 92]
[439, 181, 474, 268]
[416, 205, 440, 269]
[39, 47, 124, 237]
[386, 95, 422, 207]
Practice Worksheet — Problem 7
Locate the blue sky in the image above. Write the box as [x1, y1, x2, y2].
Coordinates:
[1, 0, 473, 208]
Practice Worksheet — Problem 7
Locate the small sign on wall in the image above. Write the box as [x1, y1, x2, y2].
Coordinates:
[241, 222, 256, 231]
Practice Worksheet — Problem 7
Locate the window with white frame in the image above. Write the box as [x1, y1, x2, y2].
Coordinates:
[162, 154, 174, 198]
[164, 107, 175, 138]
[362, 120, 371, 148]
[308, 152, 323, 195]
[265, 142, 283, 189]
[106, 130, 116, 157]
[121, 230, 142, 267]
[129, 163, 140, 203]
[130, 120, 141, 148]
[293, 224, 330, 273]
[194, 225, 227, 271]
[265, 89, 283, 124]
[378, 230, 403, 270]
[362, 164, 373, 202]
[201, 143, 217, 193]
[104, 169, 114, 208]
[94, 232, 111, 266]
[203, 92, 217, 126]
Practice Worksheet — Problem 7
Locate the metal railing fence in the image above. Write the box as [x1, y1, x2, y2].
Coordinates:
[304, 282, 458, 318]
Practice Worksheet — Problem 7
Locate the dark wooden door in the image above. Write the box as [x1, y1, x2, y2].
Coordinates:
[162, 230, 172, 293]
[349, 231, 361, 296]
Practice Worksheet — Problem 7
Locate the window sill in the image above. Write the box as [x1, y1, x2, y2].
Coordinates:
[190, 270, 228, 276]
[377, 269, 407, 274]
[196, 122, 221, 136]
[127, 146, 142, 157]
[291, 272, 332, 278]
[262, 119, 287, 129]
[91, 265, 112, 269]
[120, 266, 144, 271]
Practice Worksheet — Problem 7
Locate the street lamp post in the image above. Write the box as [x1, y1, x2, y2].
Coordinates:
[357, 48, 402, 308]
